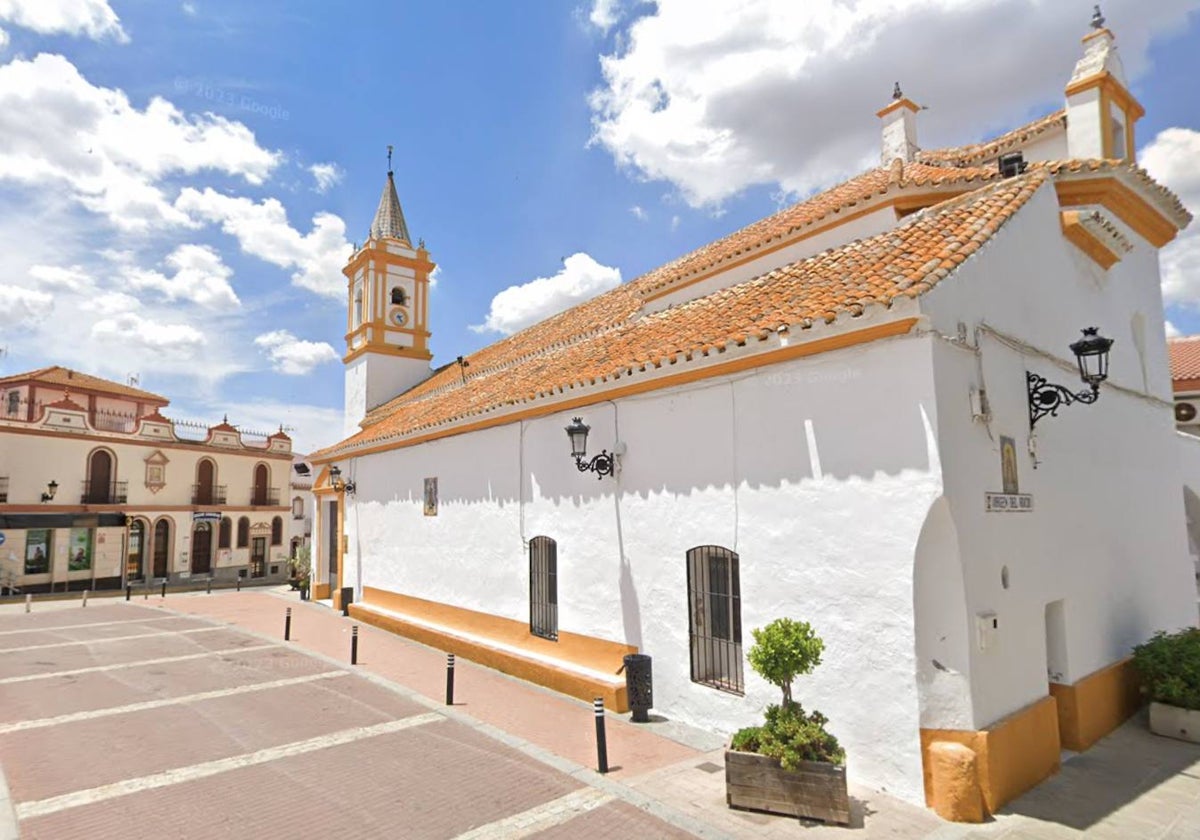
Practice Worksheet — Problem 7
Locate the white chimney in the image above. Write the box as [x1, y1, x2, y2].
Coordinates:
[877, 83, 919, 165]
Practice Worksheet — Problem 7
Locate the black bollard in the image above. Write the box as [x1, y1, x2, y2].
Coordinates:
[284, 607, 292, 641]
[594, 697, 608, 774]
[207, 577, 212, 595]
[161, 580, 167, 598]
[351, 625, 359, 665]
[236, 576, 241, 592]
[125, 584, 131, 601]
[445, 653, 455, 705]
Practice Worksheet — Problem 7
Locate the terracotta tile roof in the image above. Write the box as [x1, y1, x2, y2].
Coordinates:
[1168, 337, 1200, 383]
[0, 366, 168, 404]
[318, 171, 1047, 458]
[917, 110, 1067, 167]
[358, 160, 1002, 430]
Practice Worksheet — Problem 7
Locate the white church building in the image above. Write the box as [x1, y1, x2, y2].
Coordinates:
[311, 17, 1195, 815]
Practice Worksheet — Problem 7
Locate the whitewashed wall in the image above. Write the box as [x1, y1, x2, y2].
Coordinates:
[337, 331, 942, 803]
[920, 179, 1196, 729]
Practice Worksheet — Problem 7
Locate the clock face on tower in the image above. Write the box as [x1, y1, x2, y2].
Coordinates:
[391, 308, 408, 327]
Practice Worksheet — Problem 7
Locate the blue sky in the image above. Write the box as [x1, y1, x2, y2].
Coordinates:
[0, 0, 1197, 454]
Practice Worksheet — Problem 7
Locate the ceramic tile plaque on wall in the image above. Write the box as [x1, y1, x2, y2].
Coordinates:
[424, 477, 438, 516]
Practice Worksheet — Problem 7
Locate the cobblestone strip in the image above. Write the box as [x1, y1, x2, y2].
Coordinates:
[452, 788, 615, 839]
[0, 671, 349, 734]
[0, 626, 222, 653]
[15, 712, 444, 820]
[0, 644, 276, 684]
[0, 616, 184, 637]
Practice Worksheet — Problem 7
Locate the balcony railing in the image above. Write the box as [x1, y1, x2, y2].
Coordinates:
[0, 476, 8, 503]
[81, 480, 128, 504]
[192, 484, 228, 505]
[250, 487, 280, 506]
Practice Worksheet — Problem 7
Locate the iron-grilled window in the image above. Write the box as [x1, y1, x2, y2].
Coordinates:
[687, 545, 744, 694]
[529, 536, 558, 641]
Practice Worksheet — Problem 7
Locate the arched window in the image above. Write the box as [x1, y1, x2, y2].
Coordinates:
[686, 545, 743, 694]
[86, 448, 115, 504]
[391, 286, 407, 306]
[271, 516, 283, 546]
[218, 516, 232, 549]
[292, 496, 304, 520]
[195, 458, 217, 505]
[252, 463, 270, 506]
[152, 518, 171, 578]
[127, 519, 147, 580]
[237, 516, 250, 548]
[529, 536, 557, 641]
[353, 286, 363, 327]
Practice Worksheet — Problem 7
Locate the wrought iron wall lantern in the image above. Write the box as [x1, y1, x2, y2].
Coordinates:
[1027, 327, 1114, 429]
[565, 417, 619, 479]
[40, 480, 58, 503]
[329, 465, 356, 495]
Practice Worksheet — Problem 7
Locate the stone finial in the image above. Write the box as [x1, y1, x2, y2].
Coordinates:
[1091, 5, 1105, 29]
[893, 81, 903, 100]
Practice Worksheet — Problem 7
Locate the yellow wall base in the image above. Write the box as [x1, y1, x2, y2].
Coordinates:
[352, 586, 636, 712]
[312, 583, 331, 601]
[921, 695, 1061, 817]
[1050, 657, 1142, 752]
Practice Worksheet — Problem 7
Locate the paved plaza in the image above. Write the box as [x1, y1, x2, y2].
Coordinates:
[0, 590, 1197, 838]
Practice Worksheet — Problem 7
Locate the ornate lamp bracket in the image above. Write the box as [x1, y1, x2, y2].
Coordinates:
[1027, 372, 1100, 429]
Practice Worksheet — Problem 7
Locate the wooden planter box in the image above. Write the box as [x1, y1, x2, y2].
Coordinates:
[725, 749, 850, 824]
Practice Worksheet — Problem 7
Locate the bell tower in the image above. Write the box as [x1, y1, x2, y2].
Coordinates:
[343, 146, 434, 436]
[1064, 6, 1143, 162]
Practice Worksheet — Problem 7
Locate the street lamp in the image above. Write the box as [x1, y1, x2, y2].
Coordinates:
[565, 417, 616, 479]
[40, 480, 58, 503]
[329, 465, 356, 495]
[1027, 327, 1114, 428]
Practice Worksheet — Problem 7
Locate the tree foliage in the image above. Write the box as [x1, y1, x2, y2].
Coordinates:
[747, 617, 824, 706]
[1134, 628, 1200, 710]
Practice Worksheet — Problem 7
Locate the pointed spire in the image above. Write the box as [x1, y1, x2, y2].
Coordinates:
[369, 144, 411, 244]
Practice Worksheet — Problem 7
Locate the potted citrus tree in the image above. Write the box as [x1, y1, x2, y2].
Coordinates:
[1133, 627, 1200, 743]
[726, 618, 849, 824]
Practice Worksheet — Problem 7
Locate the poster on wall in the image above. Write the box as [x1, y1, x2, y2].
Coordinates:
[1000, 436, 1019, 494]
[68, 528, 92, 571]
[24, 530, 49, 574]
[424, 477, 438, 517]
[985, 435, 1032, 512]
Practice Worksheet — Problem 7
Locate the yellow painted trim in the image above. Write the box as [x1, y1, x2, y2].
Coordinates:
[876, 97, 919, 118]
[1064, 72, 1145, 122]
[312, 582, 331, 600]
[1099, 87, 1114, 159]
[314, 317, 919, 464]
[1055, 177, 1178, 247]
[352, 586, 635, 711]
[1049, 657, 1142, 751]
[342, 343, 433, 365]
[1060, 211, 1121, 269]
[921, 695, 1061, 817]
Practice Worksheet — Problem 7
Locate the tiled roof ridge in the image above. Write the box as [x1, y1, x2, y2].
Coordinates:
[0, 365, 169, 403]
[917, 110, 1067, 167]
[319, 172, 1046, 459]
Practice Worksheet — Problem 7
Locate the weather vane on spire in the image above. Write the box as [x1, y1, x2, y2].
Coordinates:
[892, 82, 903, 100]
[1091, 4, 1105, 29]
[387, 144, 394, 174]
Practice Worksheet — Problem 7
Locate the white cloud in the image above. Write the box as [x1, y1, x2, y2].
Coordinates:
[127, 244, 241, 311]
[254, 329, 339, 375]
[1142, 127, 1200, 308]
[91, 311, 206, 357]
[1166, 320, 1182, 339]
[177, 396, 344, 457]
[670, 214, 680, 231]
[471, 252, 621, 335]
[309, 162, 343, 194]
[0, 27, 8, 50]
[589, 0, 622, 32]
[590, 0, 1199, 207]
[176, 188, 350, 298]
[0, 53, 280, 230]
[630, 204, 647, 220]
[429, 265, 441, 289]
[181, 2, 197, 16]
[0, 0, 127, 42]
[0, 284, 51, 325]
[30, 263, 93, 290]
